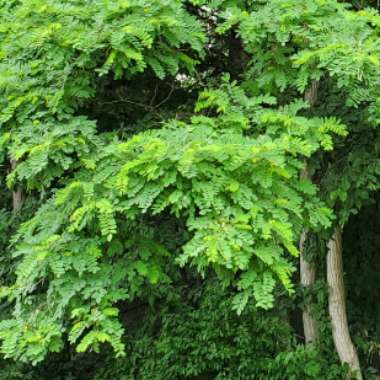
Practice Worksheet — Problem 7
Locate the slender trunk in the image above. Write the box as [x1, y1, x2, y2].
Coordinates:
[327, 228, 362, 380]
[300, 230, 318, 343]
[300, 80, 319, 343]
[304, 80, 319, 106]
[11, 159, 23, 213]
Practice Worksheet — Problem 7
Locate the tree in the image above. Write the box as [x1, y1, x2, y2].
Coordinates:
[0, 1, 379, 378]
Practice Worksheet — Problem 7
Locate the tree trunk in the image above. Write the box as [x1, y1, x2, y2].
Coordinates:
[300, 230, 318, 343]
[11, 159, 23, 213]
[327, 228, 362, 380]
[300, 80, 319, 343]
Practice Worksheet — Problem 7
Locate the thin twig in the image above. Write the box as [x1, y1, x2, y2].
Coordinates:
[154, 83, 175, 109]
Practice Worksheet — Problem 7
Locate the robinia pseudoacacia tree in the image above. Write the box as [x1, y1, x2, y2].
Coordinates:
[0, 1, 379, 379]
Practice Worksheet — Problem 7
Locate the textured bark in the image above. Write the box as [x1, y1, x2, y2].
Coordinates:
[11, 159, 23, 213]
[327, 228, 362, 380]
[304, 80, 319, 106]
[300, 80, 319, 343]
[300, 230, 318, 343]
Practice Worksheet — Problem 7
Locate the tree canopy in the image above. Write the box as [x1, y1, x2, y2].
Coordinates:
[0, 0, 379, 379]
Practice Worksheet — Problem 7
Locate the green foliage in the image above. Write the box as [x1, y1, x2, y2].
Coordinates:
[216, 0, 380, 217]
[92, 281, 347, 380]
[7, 117, 101, 191]
[218, 0, 380, 102]
[0, 0, 379, 376]
[0, 280, 349, 380]
[0, 0, 205, 191]
[270, 345, 349, 380]
[0, 81, 342, 362]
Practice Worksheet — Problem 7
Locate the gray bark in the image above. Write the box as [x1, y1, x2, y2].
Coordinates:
[300, 80, 319, 343]
[11, 159, 23, 213]
[304, 80, 319, 106]
[300, 230, 318, 343]
[327, 228, 362, 380]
